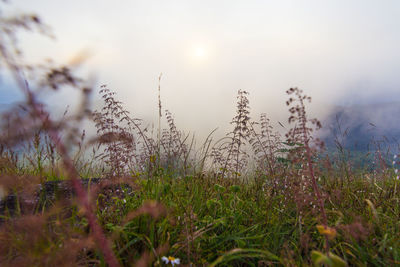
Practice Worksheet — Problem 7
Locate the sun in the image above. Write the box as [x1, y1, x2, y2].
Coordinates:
[187, 43, 211, 63]
[194, 47, 206, 58]
[192, 45, 208, 60]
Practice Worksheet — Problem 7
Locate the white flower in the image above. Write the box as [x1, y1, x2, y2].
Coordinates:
[162, 256, 180, 266]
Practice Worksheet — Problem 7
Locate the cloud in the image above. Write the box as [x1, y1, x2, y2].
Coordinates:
[2, 0, 400, 140]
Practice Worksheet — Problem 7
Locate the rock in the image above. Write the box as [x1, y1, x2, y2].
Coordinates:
[0, 178, 133, 222]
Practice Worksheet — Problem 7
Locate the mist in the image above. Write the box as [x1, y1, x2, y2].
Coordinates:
[2, 0, 400, 140]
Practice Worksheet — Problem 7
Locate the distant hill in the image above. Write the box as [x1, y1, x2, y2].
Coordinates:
[320, 101, 400, 153]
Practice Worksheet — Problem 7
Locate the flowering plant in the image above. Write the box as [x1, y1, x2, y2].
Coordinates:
[161, 256, 180, 266]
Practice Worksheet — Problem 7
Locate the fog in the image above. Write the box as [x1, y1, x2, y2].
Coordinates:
[2, 0, 400, 140]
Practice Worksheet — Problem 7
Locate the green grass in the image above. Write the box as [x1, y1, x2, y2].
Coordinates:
[2, 132, 400, 266]
[81, 169, 400, 266]
[2, 85, 400, 266]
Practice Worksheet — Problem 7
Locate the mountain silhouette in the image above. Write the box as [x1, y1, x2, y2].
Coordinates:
[320, 101, 400, 153]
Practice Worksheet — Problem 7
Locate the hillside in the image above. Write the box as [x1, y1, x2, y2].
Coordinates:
[321, 101, 400, 153]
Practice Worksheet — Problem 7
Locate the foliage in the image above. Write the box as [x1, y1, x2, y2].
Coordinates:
[1, 2, 400, 267]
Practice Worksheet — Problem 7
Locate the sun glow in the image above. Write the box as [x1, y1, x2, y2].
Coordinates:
[195, 47, 206, 58]
[192, 45, 208, 61]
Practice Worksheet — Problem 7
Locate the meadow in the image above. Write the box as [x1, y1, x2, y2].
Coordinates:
[1, 5, 400, 267]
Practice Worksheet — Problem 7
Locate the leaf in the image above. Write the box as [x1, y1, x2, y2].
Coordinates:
[206, 199, 220, 210]
[214, 184, 226, 193]
[311, 250, 347, 267]
[365, 199, 378, 221]
[209, 248, 281, 267]
[229, 185, 241, 193]
[329, 252, 348, 267]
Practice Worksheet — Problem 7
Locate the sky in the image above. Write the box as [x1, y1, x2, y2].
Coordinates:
[1, 0, 400, 139]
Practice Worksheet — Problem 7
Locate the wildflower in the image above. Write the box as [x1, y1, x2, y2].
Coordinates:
[162, 256, 180, 266]
[316, 225, 337, 240]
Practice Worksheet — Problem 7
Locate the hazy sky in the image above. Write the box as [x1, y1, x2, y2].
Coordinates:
[2, 0, 400, 138]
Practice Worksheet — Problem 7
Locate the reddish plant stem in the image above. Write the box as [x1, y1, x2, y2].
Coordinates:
[48, 128, 120, 267]
[0, 45, 121, 267]
[299, 96, 329, 253]
[300, 117, 328, 225]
